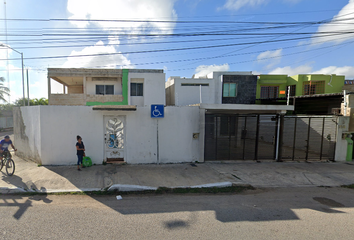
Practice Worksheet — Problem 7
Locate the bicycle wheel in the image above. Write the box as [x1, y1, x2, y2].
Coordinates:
[6, 159, 15, 176]
[0, 159, 3, 171]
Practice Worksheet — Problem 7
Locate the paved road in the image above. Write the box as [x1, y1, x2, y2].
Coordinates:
[1, 187, 354, 239]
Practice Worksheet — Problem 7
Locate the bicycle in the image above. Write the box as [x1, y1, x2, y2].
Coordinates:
[0, 150, 15, 176]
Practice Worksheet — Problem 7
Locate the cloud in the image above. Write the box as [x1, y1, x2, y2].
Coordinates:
[257, 49, 282, 69]
[268, 65, 313, 75]
[62, 41, 132, 68]
[218, 0, 268, 11]
[194, 64, 230, 78]
[67, 0, 177, 35]
[312, 0, 354, 44]
[312, 66, 354, 79]
[267, 64, 354, 79]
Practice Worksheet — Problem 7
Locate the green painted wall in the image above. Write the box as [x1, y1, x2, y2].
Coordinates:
[257, 74, 345, 100]
[256, 75, 288, 99]
[290, 74, 344, 96]
[86, 69, 129, 106]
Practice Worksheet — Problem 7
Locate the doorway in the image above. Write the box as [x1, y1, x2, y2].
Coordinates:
[104, 116, 125, 163]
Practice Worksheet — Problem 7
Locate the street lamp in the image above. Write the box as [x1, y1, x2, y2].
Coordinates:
[0, 43, 25, 106]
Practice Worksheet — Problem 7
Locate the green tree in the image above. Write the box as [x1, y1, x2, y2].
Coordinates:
[0, 103, 14, 111]
[0, 77, 10, 102]
[15, 97, 48, 106]
[33, 98, 48, 105]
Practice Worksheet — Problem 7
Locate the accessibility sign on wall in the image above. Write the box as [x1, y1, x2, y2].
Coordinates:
[151, 104, 164, 118]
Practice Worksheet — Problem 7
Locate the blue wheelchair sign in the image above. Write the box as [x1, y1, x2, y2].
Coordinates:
[151, 105, 164, 118]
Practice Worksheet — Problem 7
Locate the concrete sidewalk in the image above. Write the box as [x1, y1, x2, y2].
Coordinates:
[1, 155, 354, 194]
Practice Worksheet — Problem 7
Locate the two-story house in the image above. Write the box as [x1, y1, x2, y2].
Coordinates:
[166, 71, 293, 161]
[14, 68, 201, 165]
[257, 74, 345, 114]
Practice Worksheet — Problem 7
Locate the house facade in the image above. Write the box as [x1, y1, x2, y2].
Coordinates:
[48, 68, 165, 107]
[15, 68, 203, 165]
[13, 68, 350, 165]
[257, 74, 345, 114]
[166, 71, 257, 106]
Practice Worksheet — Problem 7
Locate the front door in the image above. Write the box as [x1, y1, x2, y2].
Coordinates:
[104, 116, 125, 162]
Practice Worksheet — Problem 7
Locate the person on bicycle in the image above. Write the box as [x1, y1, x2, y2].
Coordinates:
[0, 135, 17, 159]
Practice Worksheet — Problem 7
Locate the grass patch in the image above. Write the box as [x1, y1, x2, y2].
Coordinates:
[341, 184, 354, 189]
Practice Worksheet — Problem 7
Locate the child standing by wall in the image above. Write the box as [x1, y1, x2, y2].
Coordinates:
[76, 135, 85, 171]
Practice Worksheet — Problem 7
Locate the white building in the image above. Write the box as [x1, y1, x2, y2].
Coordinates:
[166, 71, 256, 106]
[14, 68, 202, 165]
[16, 68, 336, 165]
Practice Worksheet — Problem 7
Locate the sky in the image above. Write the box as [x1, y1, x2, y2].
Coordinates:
[1, 0, 354, 102]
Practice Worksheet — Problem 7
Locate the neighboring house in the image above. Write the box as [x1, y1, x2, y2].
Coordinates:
[14, 68, 349, 164]
[48, 68, 165, 107]
[166, 71, 295, 161]
[14, 68, 203, 165]
[257, 74, 345, 114]
[166, 71, 257, 106]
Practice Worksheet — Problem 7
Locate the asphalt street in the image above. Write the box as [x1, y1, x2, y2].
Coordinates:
[1, 187, 354, 239]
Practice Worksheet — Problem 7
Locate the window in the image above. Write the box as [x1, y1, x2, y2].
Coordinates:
[223, 83, 237, 97]
[96, 85, 114, 95]
[131, 83, 143, 96]
[260, 86, 279, 99]
[303, 81, 324, 95]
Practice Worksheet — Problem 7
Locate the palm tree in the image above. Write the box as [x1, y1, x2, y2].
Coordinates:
[0, 77, 10, 102]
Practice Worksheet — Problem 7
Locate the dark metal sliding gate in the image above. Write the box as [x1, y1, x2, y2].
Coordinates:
[205, 114, 278, 160]
[282, 116, 337, 161]
[204, 114, 337, 161]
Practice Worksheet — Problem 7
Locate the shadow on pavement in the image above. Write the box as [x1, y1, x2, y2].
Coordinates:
[87, 187, 351, 223]
[1, 173, 52, 220]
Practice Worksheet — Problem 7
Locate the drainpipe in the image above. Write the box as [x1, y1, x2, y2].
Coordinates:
[344, 90, 347, 116]
[199, 84, 202, 104]
[287, 86, 290, 105]
[328, 75, 333, 87]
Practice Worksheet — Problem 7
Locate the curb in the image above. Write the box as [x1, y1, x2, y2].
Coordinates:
[174, 181, 233, 189]
[108, 184, 158, 192]
[0, 182, 254, 194]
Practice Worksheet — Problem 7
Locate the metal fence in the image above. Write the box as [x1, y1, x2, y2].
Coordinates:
[204, 114, 337, 161]
[282, 116, 337, 161]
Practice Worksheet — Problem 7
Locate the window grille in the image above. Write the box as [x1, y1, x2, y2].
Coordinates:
[260, 86, 279, 99]
[303, 81, 325, 95]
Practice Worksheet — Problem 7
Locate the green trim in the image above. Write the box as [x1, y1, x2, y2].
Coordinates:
[121, 69, 129, 105]
[86, 69, 129, 106]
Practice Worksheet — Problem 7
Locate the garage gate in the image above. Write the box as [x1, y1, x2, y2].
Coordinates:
[204, 114, 337, 161]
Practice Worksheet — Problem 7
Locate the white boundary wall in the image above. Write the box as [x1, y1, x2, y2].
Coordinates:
[14, 105, 202, 165]
[13, 107, 43, 163]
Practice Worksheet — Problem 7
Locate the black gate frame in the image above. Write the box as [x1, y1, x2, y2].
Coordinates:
[204, 114, 337, 161]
